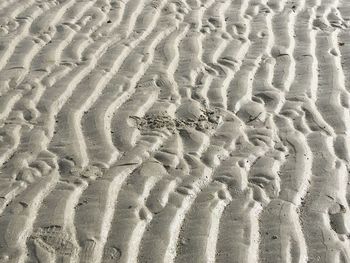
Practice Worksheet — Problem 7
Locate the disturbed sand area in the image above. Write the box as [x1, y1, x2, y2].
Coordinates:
[0, 0, 350, 262]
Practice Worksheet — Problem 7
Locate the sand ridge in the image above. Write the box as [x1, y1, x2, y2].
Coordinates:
[0, 0, 350, 262]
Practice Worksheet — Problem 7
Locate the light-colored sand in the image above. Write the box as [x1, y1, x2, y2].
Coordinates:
[0, 0, 350, 262]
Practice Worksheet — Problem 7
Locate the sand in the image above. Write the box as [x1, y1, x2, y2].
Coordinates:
[0, 0, 350, 262]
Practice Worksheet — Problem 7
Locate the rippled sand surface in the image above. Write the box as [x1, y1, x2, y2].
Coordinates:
[0, 0, 350, 262]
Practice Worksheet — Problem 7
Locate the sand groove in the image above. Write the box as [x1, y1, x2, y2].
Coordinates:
[0, 0, 350, 262]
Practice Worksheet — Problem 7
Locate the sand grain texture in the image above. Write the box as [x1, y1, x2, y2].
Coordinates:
[0, 0, 350, 262]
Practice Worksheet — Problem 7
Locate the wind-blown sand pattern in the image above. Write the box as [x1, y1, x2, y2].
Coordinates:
[0, 0, 350, 262]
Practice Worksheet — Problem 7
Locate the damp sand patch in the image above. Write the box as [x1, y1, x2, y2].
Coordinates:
[130, 108, 222, 133]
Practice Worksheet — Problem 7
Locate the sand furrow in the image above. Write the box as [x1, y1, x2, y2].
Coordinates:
[174, 116, 242, 262]
[101, 161, 165, 263]
[288, 0, 318, 100]
[0, 168, 59, 262]
[258, 114, 310, 262]
[269, 0, 300, 93]
[313, 0, 350, 135]
[338, 1, 350, 97]
[137, 158, 212, 263]
[301, 132, 350, 262]
[74, 126, 173, 263]
[175, 182, 231, 263]
[226, 3, 272, 114]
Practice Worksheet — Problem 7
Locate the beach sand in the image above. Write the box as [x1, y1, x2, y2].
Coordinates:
[0, 0, 350, 262]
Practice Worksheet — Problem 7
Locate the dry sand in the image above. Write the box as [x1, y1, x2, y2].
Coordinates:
[0, 0, 350, 262]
